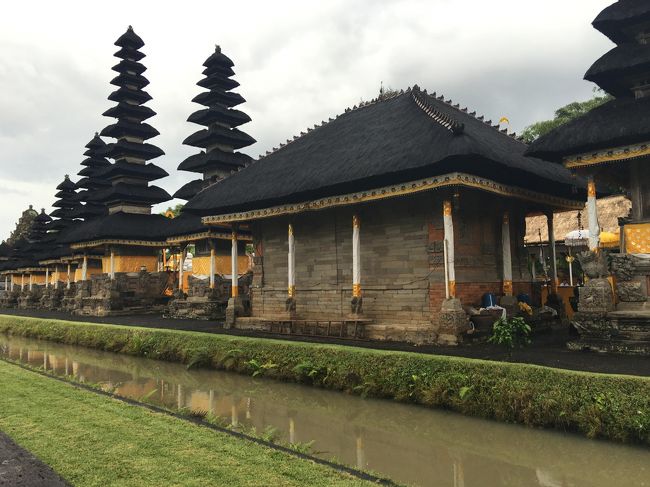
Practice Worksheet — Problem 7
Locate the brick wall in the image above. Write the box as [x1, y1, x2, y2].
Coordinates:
[249, 189, 533, 339]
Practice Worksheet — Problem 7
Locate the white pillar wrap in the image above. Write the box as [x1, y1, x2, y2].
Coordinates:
[29, 274, 33, 291]
[10, 275, 14, 292]
[231, 229, 239, 298]
[110, 249, 115, 280]
[178, 247, 185, 290]
[209, 244, 216, 289]
[288, 224, 296, 297]
[21, 274, 24, 291]
[443, 200, 456, 298]
[66, 263, 71, 289]
[587, 177, 600, 252]
[4, 275, 7, 292]
[547, 212, 558, 291]
[352, 215, 361, 297]
[502, 212, 513, 295]
[81, 255, 88, 281]
[45, 268, 49, 289]
[54, 266, 59, 289]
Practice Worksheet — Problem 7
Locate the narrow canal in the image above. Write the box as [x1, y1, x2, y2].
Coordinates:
[1, 335, 648, 487]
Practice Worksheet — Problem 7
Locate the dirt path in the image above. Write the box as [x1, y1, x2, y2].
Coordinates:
[1, 308, 649, 377]
[0, 432, 69, 486]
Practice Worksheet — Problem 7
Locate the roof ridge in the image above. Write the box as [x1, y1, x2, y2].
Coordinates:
[411, 85, 464, 135]
[412, 85, 526, 143]
[255, 89, 410, 162]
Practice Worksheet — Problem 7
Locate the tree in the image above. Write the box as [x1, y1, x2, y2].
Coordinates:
[162, 203, 184, 218]
[521, 89, 612, 143]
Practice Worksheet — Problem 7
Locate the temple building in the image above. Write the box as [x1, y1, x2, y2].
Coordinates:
[166, 46, 254, 320]
[527, 0, 650, 353]
[186, 86, 585, 344]
[61, 27, 173, 316]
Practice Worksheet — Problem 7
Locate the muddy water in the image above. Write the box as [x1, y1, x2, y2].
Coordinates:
[1, 335, 648, 487]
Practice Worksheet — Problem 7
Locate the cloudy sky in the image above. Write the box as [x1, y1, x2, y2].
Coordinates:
[0, 0, 614, 239]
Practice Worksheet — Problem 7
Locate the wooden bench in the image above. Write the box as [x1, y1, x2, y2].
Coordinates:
[261, 318, 372, 339]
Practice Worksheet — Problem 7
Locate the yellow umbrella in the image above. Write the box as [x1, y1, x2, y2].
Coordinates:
[599, 230, 619, 248]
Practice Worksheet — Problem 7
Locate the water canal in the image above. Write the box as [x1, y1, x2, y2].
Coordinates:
[1, 334, 648, 487]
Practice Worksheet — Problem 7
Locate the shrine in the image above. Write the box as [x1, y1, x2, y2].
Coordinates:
[527, 0, 650, 353]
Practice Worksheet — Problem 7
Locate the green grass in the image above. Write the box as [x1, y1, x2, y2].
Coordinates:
[0, 360, 375, 487]
[1, 314, 650, 445]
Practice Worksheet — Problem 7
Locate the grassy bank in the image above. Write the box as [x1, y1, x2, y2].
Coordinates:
[0, 360, 375, 487]
[1, 314, 649, 445]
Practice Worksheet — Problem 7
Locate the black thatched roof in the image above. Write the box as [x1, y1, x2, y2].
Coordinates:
[96, 161, 168, 182]
[585, 44, 650, 97]
[185, 87, 583, 216]
[115, 26, 144, 49]
[0, 242, 11, 258]
[173, 179, 206, 200]
[164, 212, 248, 239]
[56, 175, 76, 191]
[527, 92, 650, 161]
[177, 151, 252, 173]
[89, 183, 171, 206]
[103, 102, 155, 122]
[60, 212, 171, 244]
[593, 0, 650, 43]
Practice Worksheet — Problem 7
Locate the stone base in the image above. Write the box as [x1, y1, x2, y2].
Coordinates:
[437, 298, 469, 346]
[166, 297, 227, 321]
[567, 338, 650, 356]
[225, 296, 247, 328]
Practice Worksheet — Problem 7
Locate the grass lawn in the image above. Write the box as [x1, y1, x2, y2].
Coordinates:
[0, 361, 376, 487]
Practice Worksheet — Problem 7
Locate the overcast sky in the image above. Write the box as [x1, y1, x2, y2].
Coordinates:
[0, 0, 615, 239]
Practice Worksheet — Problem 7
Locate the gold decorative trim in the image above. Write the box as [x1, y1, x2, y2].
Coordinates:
[202, 172, 583, 225]
[166, 231, 252, 245]
[16, 267, 47, 273]
[70, 239, 167, 250]
[564, 142, 650, 168]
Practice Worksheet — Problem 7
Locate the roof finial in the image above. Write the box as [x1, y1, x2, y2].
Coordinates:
[128, 25, 133, 31]
[41, 208, 45, 214]
[64, 174, 69, 179]
[215, 44, 221, 53]
[94, 131, 99, 136]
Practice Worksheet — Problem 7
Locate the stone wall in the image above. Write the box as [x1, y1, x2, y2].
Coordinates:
[249, 190, 532, 342]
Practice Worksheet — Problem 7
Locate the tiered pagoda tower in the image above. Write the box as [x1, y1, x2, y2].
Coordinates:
[49, 176, 80, 230]
[72, 134, 111, 220]
[174, 45, 254, 199]
[166, 46, 254, 319]
[61, 27, 172, 316]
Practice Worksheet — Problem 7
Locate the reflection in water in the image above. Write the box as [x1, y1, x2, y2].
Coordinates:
[1, 335, 648, 487]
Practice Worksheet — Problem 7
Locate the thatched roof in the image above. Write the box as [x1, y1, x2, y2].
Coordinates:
[525, 195, 631, 244]
[186, 86, 583, 217]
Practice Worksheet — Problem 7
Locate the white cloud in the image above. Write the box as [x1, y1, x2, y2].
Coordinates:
[0, 0, 615, 238]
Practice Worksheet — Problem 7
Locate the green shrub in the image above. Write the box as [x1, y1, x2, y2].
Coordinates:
[488, 316, 532, 355]
[0, 315, 649, 445]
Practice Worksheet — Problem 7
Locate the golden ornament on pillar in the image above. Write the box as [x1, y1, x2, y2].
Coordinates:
[587, 180, 596, 197]
[288, 285, 296, 297]
[443, 200, 452, 216]
[352, 214, 360, 228]
[448, 280, 456, 298]
[352, 283, 362, 298]
[503, 280, 513, 296]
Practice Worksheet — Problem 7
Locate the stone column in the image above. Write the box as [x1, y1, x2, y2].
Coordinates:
[81, 254, 88, 281]
[225, 226, 243, 327]
[45, 268, 49, 289]
[443, 200, 456, 297]
[109, 248, 115, 280]
[587, 176, 600, 252]
[501, 212, 513, 296]
[351, 215, 362, 314]
[178, 246, 185, 291]
[286, 224, 296, 316]
[546, 212, 558, 292]
[439, 199, 467, 345]
[209, 240, 216, 289]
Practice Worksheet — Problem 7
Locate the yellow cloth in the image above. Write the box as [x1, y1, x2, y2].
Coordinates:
[624, 223, 650, 254]
[101, 256, 159, 273]
[599, 231, 619, 248]
[190, 255, 249, 276]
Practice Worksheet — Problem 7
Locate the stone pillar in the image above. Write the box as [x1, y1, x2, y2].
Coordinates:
[45, 268, 49, 289]
[286, 224, 297, 316]
[546, 212, 558, 292]
[81, 254, 88, 281]
[501, 212, 513, 296]
[178, 246, 185, 291]
[443, 200, 456, 298]
[209, 241, 216, 289]
[351, 215, 362, 314]
[66, 263, 71, 290]
[226, 227, 244, 327]
[109, 248, 115, 280]
[587, 177, 600, 252]
[439, 199, 467, 345]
